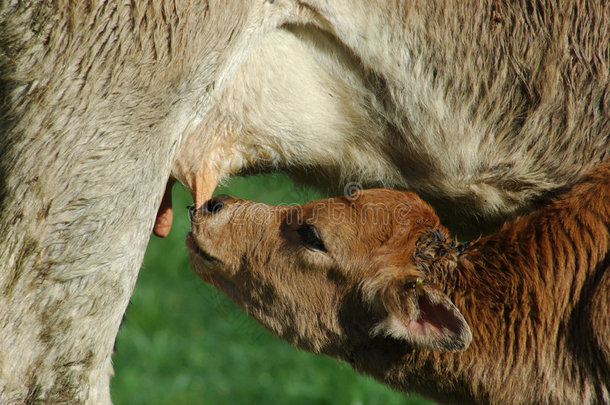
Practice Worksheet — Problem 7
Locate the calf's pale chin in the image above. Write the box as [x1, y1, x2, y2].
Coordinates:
[185, 233, 212, 282]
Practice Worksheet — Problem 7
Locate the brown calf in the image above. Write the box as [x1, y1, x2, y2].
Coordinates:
[188, 161, 610, 404]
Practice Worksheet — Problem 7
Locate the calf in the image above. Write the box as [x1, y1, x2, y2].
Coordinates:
[188, 161, 610, 404]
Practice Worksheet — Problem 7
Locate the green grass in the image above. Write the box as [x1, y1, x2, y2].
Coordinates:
[111, 174, 436, 405]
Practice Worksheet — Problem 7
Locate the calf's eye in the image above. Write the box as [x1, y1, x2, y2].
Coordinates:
[296, 223, 327, 252]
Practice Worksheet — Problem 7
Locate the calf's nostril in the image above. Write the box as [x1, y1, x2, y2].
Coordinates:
[187, 205, 196, 220]
[203, 194, 230, 214]
[205, 199, 222, 213]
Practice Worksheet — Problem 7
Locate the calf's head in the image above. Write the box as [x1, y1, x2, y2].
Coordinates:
[187, 190, 472, 358]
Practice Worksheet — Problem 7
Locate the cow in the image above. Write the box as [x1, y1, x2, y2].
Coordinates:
[1, 1, 607, 403]
[169, 0, 609, 236]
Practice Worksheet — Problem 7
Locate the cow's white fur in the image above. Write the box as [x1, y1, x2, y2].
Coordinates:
[0, 0, 607, 402]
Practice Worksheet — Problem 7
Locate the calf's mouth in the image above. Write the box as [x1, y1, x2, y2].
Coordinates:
[186, 232, 220, 264]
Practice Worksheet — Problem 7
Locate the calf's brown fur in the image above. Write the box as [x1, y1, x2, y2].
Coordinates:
[188, 161, 610, 404]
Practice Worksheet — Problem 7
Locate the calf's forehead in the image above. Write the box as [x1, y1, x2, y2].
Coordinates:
[297, 190, 431, 225]
[282, 190, 437, 253]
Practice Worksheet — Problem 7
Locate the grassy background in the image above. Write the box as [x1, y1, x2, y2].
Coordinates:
[111, 174, 436, 405]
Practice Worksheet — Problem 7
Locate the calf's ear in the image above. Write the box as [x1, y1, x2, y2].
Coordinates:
[369, 280, 472, 352]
